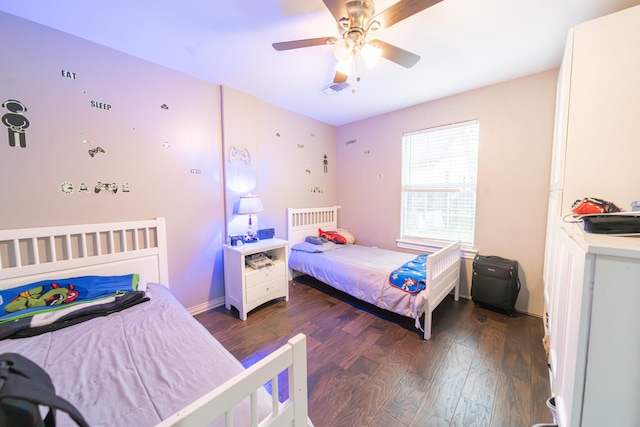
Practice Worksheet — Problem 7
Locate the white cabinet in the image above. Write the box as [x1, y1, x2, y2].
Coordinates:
[548, 225, 640, 426]
[223, 238, 289, 320]
[554, 6, 640, 216]
[544, 5, 640, 426]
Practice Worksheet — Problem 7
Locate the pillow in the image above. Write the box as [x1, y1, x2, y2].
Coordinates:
[336, 228, 356, 244]
[318, 228, 349, 244]
[305, 235, 325, 245]
[291, 241, 339, 253]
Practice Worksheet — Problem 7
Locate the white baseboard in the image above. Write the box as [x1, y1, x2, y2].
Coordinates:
[187, 296, 225, 316]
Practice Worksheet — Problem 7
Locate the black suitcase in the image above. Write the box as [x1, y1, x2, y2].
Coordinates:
[471, 254, 520, 316]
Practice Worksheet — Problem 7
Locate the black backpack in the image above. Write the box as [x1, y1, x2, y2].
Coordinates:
[0, 353, 89, 427]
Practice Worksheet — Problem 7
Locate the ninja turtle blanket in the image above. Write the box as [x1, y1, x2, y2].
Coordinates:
[0, 274, 148, 339]
[388, 254, 428, 294]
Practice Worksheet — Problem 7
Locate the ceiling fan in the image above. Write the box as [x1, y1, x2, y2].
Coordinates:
[272, 0, 443, 84]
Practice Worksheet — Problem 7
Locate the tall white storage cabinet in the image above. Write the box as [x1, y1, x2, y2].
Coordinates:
[544, 5, 640, 427]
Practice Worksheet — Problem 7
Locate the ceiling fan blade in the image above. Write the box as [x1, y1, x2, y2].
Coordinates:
[272, 37, 337, 51]
[322, 0, 350, 25]
[374, 0, 443, 30]
[370, 39, 420, 68]
[333, 71, 348, 84]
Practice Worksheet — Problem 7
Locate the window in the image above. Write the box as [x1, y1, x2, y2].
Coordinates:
[401, 119, 479, 246]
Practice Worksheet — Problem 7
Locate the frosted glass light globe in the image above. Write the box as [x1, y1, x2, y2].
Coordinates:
[333, 38, 354, 61]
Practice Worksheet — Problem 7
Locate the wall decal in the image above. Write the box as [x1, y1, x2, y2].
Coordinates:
[229, 146, 250, 164]
[160, 104, 169, 110]
[297, 144, 304, 148]
[307, 187, 323, 193]
[346, 139, 356, 145]
[88, 147, 105, 157]
[2, 99, 29, 148]
[60, 182, 74, 194]
[81, 135, 106, 157]
[365, 150, 370, 154]
[60, 182, 130, 195]
[305, 168, 310, 175]
[61, 70, 77, 79]
[276, 132, 280, 137]
[323, 154, 328, 173]
[95, 182, 118, 194]
[162, 142, 170, 148]
[90, 101, 112, 111]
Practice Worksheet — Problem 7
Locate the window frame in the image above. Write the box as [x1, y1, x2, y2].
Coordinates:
[398, 119, 480, 255]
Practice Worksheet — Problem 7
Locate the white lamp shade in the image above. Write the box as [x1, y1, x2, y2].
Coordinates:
[333, 38, 354, 61]
[335, 55, 353, 76]
[237, 195, 264, 215]
[361, 42, 382, 68]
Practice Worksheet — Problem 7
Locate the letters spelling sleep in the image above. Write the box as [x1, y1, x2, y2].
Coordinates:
[90, 100, 112, 110]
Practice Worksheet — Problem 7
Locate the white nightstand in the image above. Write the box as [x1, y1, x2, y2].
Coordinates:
[223, 238, 289, 320]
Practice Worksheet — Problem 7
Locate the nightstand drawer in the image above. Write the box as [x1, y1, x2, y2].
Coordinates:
[245, 261, 285, 289]
[246, 277, 286, 304]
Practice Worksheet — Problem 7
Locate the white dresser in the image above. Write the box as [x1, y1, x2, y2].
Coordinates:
[547, 222, 640, 426]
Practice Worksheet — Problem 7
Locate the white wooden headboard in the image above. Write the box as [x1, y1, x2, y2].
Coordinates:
[0, 218, 169, 291]
[287, 206, 339, 246]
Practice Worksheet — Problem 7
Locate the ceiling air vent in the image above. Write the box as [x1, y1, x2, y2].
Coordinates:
[322, 82, 350, 95]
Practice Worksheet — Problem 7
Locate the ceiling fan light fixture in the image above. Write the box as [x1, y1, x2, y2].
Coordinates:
[335, 55, 353, 76]
[333, 38, 354, 61]
[361, 42, 382, 68]
[367, 20, 381, 33]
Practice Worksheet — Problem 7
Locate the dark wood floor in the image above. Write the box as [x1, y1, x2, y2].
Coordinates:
[195, 276, 553, 427]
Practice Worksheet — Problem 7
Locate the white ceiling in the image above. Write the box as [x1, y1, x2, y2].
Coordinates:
[1, 0, 639, 126]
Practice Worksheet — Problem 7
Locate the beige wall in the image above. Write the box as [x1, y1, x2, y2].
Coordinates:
[0, 12, 226, 310]
[335, 70, 558, 316]
[221, 87, 337, 242]
[0, 12, 338, 313]
[1, 11, 558, 317]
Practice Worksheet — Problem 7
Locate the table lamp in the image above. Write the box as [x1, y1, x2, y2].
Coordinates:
[237, 194, 264, 242]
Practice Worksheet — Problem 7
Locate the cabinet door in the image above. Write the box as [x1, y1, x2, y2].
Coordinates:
[548, 30, 573, 193]
[551, 231, 592, 427]
[562, 6, 640, 213]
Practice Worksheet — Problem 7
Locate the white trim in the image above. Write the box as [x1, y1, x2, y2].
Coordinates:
[187, 296, 225, 316]
[396, 238, 477, 260]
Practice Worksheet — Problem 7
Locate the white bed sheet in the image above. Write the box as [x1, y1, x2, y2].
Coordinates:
[0, 283, 271, 427]
[288, 244, 427, 326]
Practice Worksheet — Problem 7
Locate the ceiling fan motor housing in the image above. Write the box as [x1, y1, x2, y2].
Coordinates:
[342, 0, 378, 46]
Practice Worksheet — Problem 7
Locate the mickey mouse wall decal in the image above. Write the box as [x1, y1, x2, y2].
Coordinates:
[2, 99, 29, 148]
[229, 146, 250, 164]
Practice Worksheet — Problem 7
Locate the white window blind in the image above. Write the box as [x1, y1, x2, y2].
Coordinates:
[401, 119, 479, 246]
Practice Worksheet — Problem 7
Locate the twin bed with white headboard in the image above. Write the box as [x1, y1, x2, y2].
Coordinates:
[0, 218, 310, 427]
[287, 206, 461, 340]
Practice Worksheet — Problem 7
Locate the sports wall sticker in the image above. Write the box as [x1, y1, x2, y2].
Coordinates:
[2, 99, 29, 148]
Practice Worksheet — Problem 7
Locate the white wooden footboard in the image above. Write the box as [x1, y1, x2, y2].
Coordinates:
[158, 333, 309, 427]
[423, 240, 461, 340]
